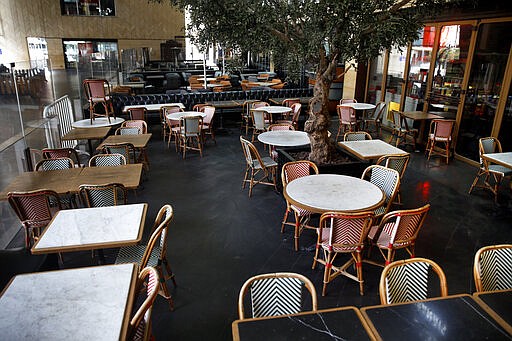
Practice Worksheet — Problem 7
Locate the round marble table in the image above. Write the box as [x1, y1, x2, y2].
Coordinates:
[342, 103, 376, 111]
[284, 174, 385, 214]
[257, 106, 293, 115]
[258, 130, 310, 147]
[166, 111, 207, 120]
[72, 117, 125, 128]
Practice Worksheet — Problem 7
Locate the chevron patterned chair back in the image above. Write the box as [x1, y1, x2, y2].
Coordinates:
[237, 272, 318, 319]
[89, 153, 126, 167]
[281, 160, 319, 251]
[35, 157, 75, 171]
[361, 165, 400, 221]
[116, 205, 176, 311]
[239, 136, 277, 197]
[128, 266, 159, 341]
[379, 258, 448, 305]
[312, 211, 375, 296]
[79, 183, 127, 207]
[376, 154, 410, 204]
[343, 131, 372, 141]
[366, 204, 431, 266]
[7, 189, 61, 249]
[473, 244, 512, 292]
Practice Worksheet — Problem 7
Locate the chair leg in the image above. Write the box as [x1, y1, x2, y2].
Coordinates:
[294, 211, 300, 251]
[312, 244, 320, 270]
[355, 252, 364, 296]
[322, 251, 334, 296]
[281, 208, 290, 233]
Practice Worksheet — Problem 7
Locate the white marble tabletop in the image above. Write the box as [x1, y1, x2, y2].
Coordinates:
[166, 111, 207, 120]
[284, 174, 385, 214]
[255, 106, 293, 114]
[338, 140, 409, 160]
[0, 263, 137, 340]
[32, 203, 147, 254]
[258, 130, 310, 147]
[342, 103, 376, 110]
[482, 152, 512, 169]
[72, 117, 125, 128]
[122, 102, 185, 112]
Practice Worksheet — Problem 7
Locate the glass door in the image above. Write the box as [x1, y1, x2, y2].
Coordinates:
[456, 21, 512, 161]
[366, 53, 385, 105]
[429, 24, 473, 119]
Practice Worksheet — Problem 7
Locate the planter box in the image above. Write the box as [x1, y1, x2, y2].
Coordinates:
[276, 145, 368, 192]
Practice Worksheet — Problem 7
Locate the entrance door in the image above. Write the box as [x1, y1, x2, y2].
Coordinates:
[456, 21, 512, 161]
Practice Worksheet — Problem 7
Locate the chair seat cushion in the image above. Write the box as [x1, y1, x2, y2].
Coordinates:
[115, 244, 160, 267]
[429, 133, 451, 142]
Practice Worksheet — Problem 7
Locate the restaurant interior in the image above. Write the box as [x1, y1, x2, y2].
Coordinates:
[0, 1, 512, 340]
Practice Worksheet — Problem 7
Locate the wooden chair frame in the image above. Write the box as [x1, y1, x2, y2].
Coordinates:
[336, 105, 359, 141]
[128, 266, 159, 341]
[42, 148, 82, 167]
[126, 107, 147, 121]
[240, 136, 277, 197]
[237, 272, 318, 320]
[425, 119, 456, 164]
[376, 153, 411, 204]
[388, 110, 417, 150]
[79, 183, 128, 207]
[363, 101, 386, 137]
[343, 131, 372, 141]
[473, 244, 512, 292]
[88, 153, 126, 167]
[35, 157, 75, 171]
[361, 165, 400, 222]
[83, 79, 115, 124]
[379, 257, 448, 305]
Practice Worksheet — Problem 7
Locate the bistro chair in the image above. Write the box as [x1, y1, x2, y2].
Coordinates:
[366, 204, 431, 267]
[268, 123, 294, 131]
[116, 127, 141, 135]
[376, 153, 410, 204]
[240, 136, 277, 197]
[126, 107, 147, 121]
[336, 105, 359, 141]
[237, 272, 318, 319]
[160, 105, 183, 143]
[425, 119, 456, 164]
[127, 266, 159, 341]
[79, 183, 127, 207]
[379, 258, 448, 305]
[201, 105, 216, 145]
[83, 79, 115, 124]
[277, 103, 301, 129]
[241, 100, 259, 136]
[312, 211, 375, 296]
[361, 165, 400, 222]
[468, 137, 512, 202]
[281, 160, 319, 251]
[103, 142, 137, 165]
[88, 153, 126, 167]
[178, 115, 203, 158]
[388, 110, 417, 150]
[116, 204, 177, 310]
[282, 98, 300, 108]
[363, 101, 386, 137]
[250, 109, 269, 142]
[35, 157, 74, 171]
[42, 148, 84, 167]
[343, 131, 372, 141]
[7, 189, 61, 249]
[340, 98, 357, 104]
[122, 120, 148, 134]
[473, 244, 512, 292]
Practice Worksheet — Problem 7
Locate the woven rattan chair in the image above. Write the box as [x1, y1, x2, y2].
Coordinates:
[127, 107, 147, 121]
[388, 110, 417, 150]
[376, 154, 410, 204]
[241, 100, 259, 136]
[312, 211, 374, 296]
[340, 98, 357, 104]
[160, 105, 183, 143]
[425, 119, 456, 164]
[379, 258, 448, 305]
[89, 153, 126, 167]
[251, 109, 269, 142]
[336, 105, 359, 141]
[468, 137, 512, 202]
[122, 120, 148, 134]
[473, 244, 512, 292]
[282, 98, 300, 108]
[201, 105, 216, 145]
[79, 183, 127, 207]
[366, 204, 431, 266]
[178, 115, 203, 159]
[7, 190, 61, 249]
[363, 101, 386, 137]
[102, 142, 137, 164]
[128, 266, 159, 341]
[343, 131, 372, 141]
[116, 204, 176, 310]
[281, 160, 319, 251]
[35, 157, 75, 171]
[361, 165, 400, 222]
[83, 79, 115, 124]
[237, 272, 318, 320]
[42, 148, 84, 167]
[116, 127, 141, 135]
[240, 136, 277, 197]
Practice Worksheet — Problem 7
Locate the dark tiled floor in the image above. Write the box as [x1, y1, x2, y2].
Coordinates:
[7, 121, 512, 340]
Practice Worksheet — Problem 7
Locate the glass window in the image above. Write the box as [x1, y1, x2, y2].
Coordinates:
[61, 0, 115, 16]
[497, 83, 512, 152]
[366, 53, 385, 105]
[404, 26, 435, 112]
[385, 46, 407, 106]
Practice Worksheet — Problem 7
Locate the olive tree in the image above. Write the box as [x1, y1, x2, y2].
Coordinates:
[153, 0, 466, 164]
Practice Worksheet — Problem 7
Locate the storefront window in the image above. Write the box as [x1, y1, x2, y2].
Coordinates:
[497, 84, 512, 153]
[366, 54, 385, 104]
[429, 24, 472, 118]
[385, 46, 407, 105]
[404, 26, 435, 111]
[61, 0, 115, 16]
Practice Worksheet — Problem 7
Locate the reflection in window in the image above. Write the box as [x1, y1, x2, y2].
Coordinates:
[367, 53, 385, 105]
[385, 46, 407, 105]
[61, 0, 115, 16]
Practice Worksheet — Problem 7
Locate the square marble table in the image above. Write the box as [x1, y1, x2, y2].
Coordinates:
[338, 139, 408, 161]
[32, 203, 147, 256]
[482, 152, 512, 169]
[0, 263, 137, 340]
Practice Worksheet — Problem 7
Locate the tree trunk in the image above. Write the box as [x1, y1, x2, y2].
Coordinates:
[304, 49, 338, 164]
